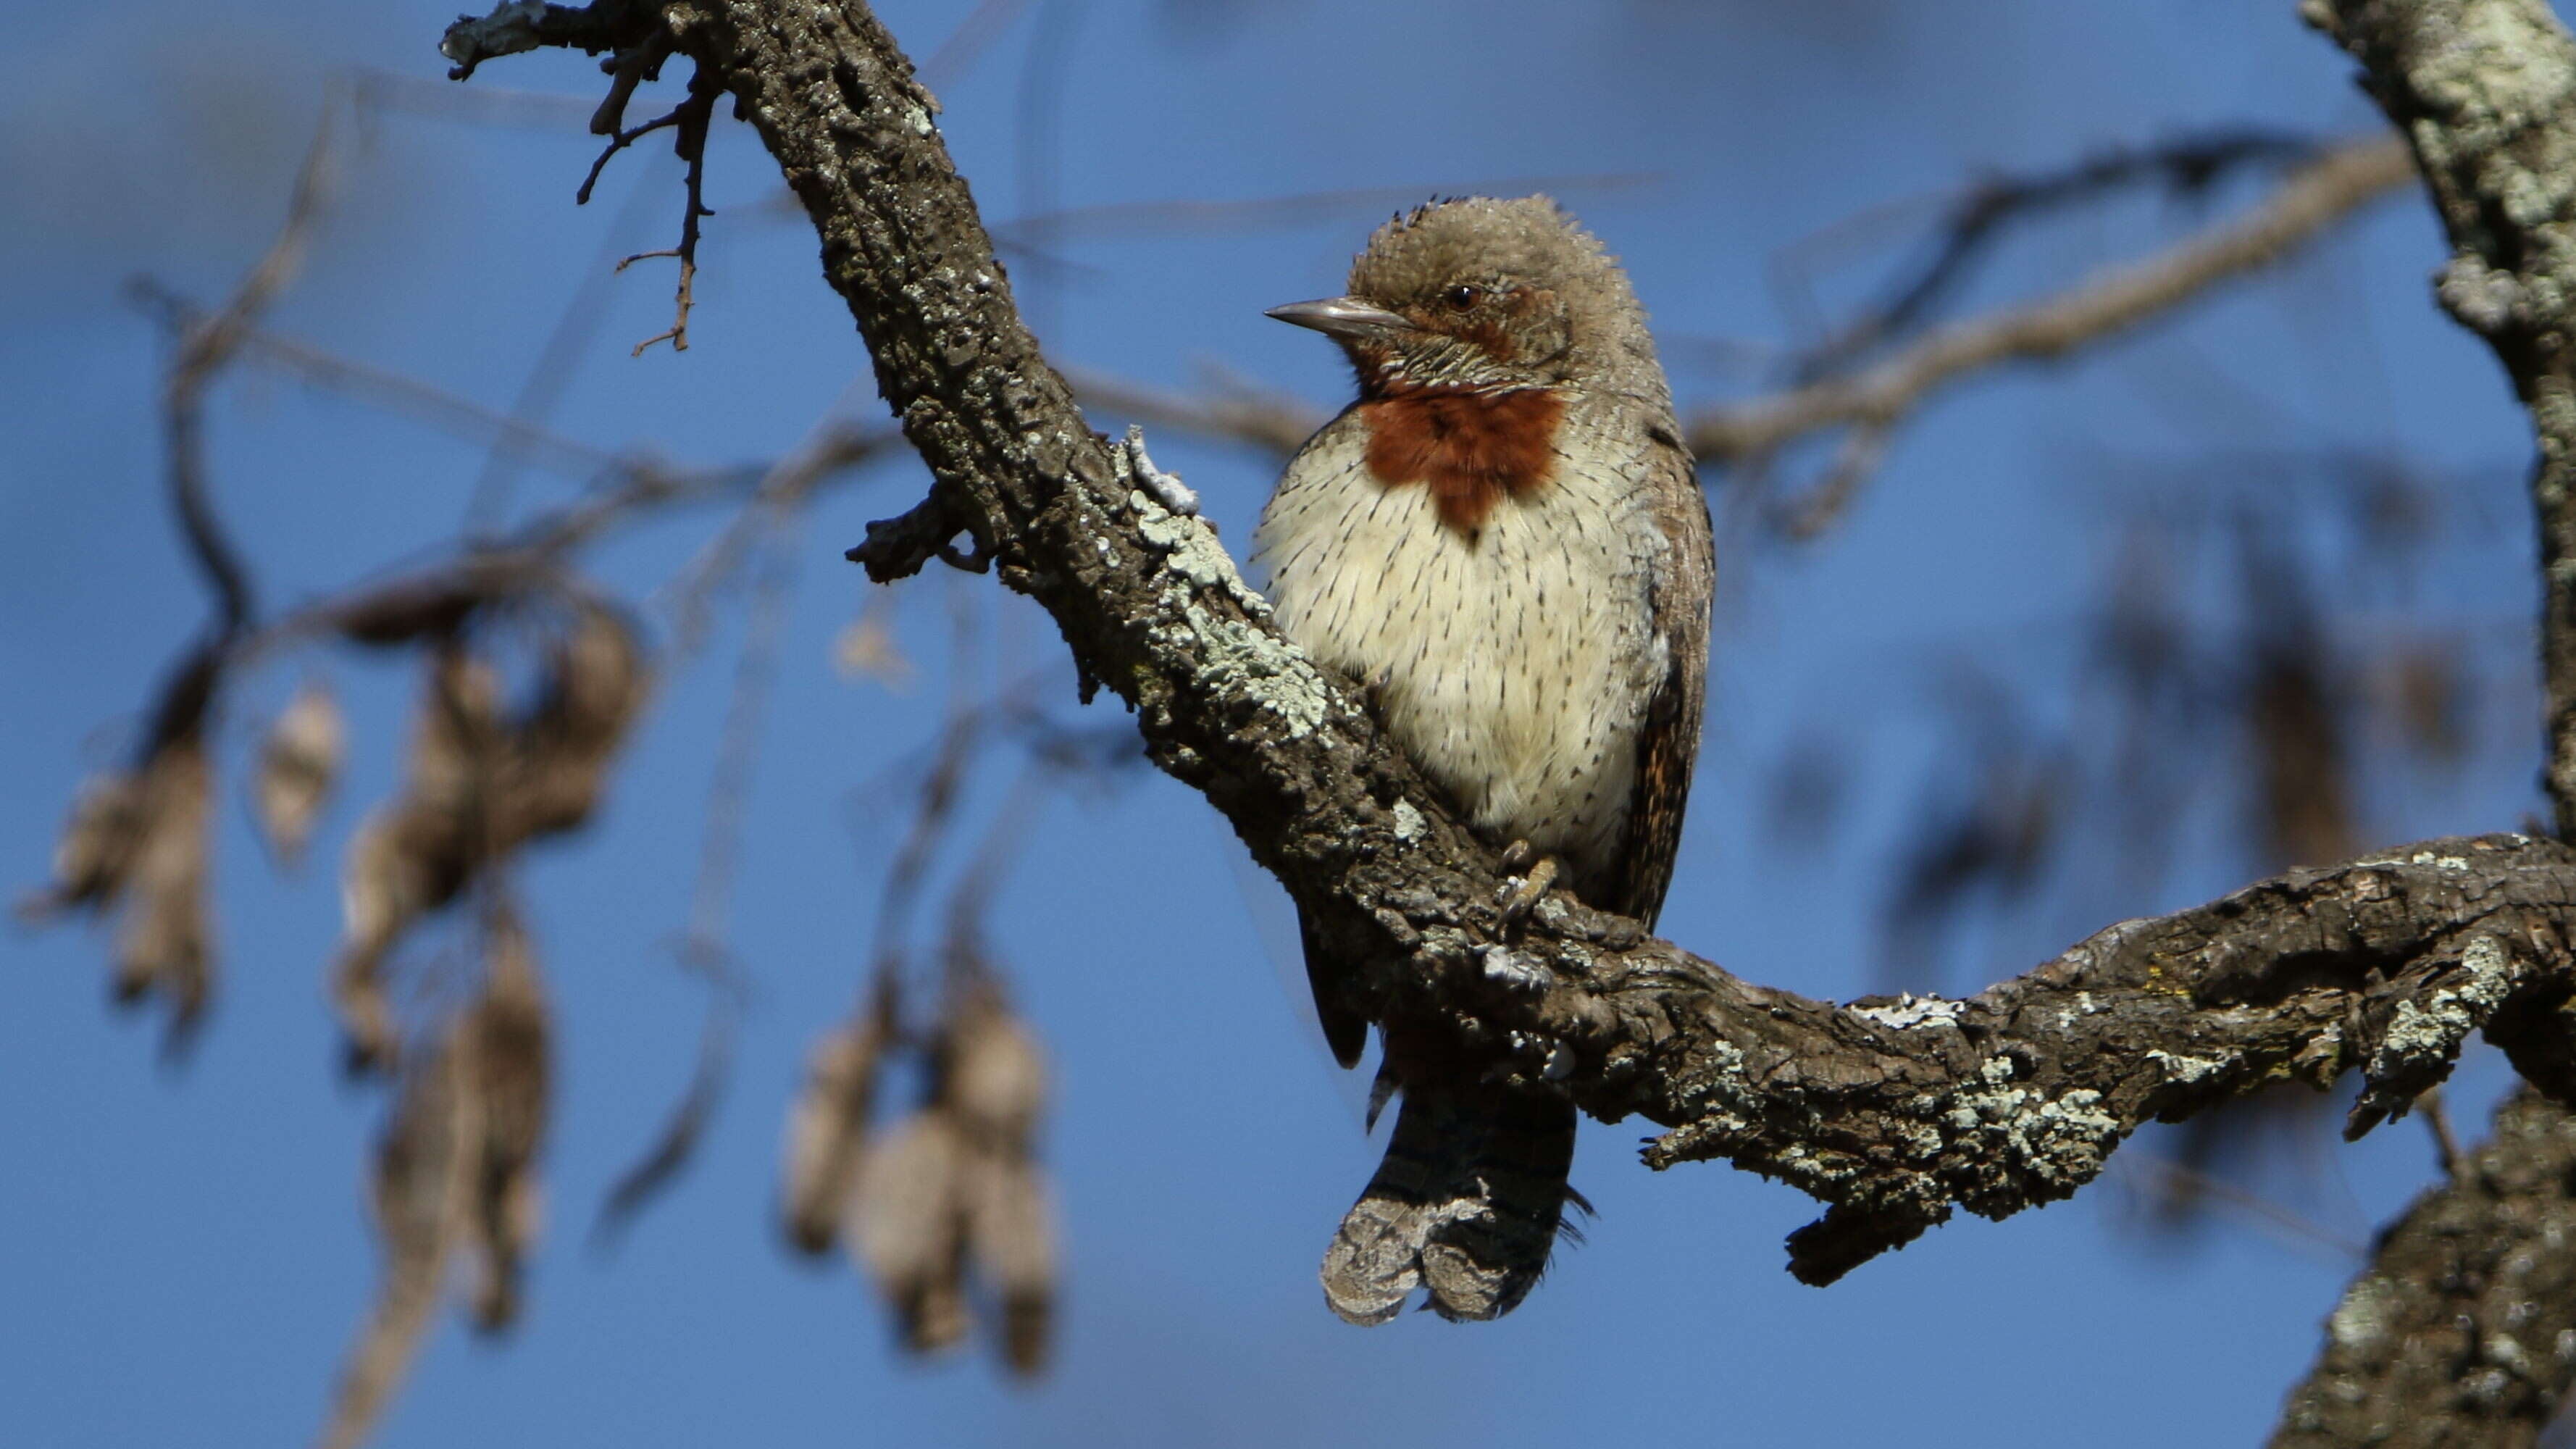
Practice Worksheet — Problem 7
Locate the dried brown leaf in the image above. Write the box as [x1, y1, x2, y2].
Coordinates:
[418, 647, 506, 807]
[851, 1109, 971, 1355]
[256, 680, 346, 863]
[334, 809, 426, 1072]
[323, 1019, 477, 1449]
[781, 1004, 892, 1256]
[329, 610, 649, 1076]
[465, 903, 549, 1333]
[330, 651, 501, 1072]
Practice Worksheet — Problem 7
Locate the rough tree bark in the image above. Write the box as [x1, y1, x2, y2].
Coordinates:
[443, 0, 2576, 1412]
[2262, 2, 2576, 1441]
[2271, 1088, 2576, 1447]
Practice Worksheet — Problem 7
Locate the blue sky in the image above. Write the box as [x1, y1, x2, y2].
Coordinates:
[0, 1, 2554, 1445]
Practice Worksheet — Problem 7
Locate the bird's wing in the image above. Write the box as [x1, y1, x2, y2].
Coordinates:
[1610, 425, 1713, 929]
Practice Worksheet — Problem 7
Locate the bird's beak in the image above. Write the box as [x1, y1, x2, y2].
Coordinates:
[1265, 296, 1413, 341]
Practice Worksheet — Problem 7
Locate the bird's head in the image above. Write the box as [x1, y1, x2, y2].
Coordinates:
[1268, 195, 1663, 403]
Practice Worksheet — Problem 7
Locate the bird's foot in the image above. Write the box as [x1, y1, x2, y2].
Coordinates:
[1497, 845, 1560, 932]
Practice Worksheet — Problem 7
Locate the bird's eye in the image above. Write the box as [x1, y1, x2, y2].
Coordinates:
[1442, 285, 1481, 310]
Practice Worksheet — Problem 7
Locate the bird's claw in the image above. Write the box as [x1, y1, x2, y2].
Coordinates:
[1497, 850, 1559, 932]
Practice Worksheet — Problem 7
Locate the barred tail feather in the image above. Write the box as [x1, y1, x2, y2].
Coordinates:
[1320, 1083, 1578, 1324]
[1298, 908, 1367, 1069]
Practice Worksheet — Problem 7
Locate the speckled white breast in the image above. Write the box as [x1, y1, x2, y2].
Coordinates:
[1253, 395, 1668, 893]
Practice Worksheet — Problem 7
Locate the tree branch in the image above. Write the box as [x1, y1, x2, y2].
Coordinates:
[2267, 3, 2576, 1437]
[445, 0, 2576, 1285]
[1688, 133, 2417, 534]
[158, 99, 341, 647]
[2270, 1087, 2576, 1448]
[2307, 0, 2576, 839]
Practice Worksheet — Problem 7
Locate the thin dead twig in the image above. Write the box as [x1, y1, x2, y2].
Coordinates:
[1062, 367, 1322, 460]
[127, 279, 622, 483]
[619, 63, 722, 356]
[991, 171, 1657, 245]
[159, 98, 343, 643]
[1781, 128, 2321, 382]
[2117, 1152, 2368, 1261]
[591, 511, 809, 1239]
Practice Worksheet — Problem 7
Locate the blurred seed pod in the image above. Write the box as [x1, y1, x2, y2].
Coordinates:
[851, 1108, 971, 1355]
[781, 989, 895, 1256]
[961, 1151, 1056, 1376]
[945, 986, 1047, 1153]
[256, 680, 345, 864]
[464, 903, 550, 1334]
[112, 736, 215, 1031]
[22, 769, 148, 919]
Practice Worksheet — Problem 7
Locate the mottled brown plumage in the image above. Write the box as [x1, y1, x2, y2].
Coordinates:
[1255, 196, 1713, 1322]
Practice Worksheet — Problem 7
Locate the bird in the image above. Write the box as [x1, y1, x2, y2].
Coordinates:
[1251, 196, 1713, 1323]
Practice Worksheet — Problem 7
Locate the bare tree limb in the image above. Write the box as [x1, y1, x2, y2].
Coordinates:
[1689, 133, 2417, 533]
[442, 0, 2576, 1288]
[2270, 1087, 2576, 1448]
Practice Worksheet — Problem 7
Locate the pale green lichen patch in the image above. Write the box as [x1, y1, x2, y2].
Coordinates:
[2329, 1274, 2395, 1353]
[1134, 497, 1260, 606]
[1168, 591, 1329, 738]
[2146, 1048, 2227, 1085]
[1851, 993, 1964, 1031]
[1392, 800, 1426, 843]
[2366, 933, 2518, 1086]
[1941, 1082, 2124, 1196]
[1126, 473, 1339, 740]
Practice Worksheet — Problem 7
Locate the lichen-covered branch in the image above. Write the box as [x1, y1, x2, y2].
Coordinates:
[443, 0, 2576, 1283]
[2262, 3, 2576, 1438]
[2269, 1087, 2576, 1448]
[2306, 0, 2576, 840]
